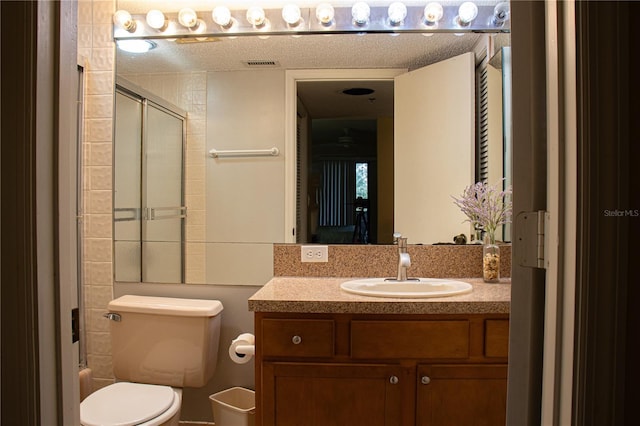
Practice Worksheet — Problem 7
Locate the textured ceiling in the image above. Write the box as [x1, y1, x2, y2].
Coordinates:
[116, 32, 499, 121]
[116, 32, 485, 74]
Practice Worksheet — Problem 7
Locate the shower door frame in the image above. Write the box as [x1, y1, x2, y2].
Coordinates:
[114, 80, 187, 284]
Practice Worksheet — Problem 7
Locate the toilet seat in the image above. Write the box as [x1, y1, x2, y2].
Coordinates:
[80, 382, 181, 426]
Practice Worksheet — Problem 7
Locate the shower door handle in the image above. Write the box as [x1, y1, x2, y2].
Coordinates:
[146, 206, 187, 220]
[113, 207, 142, 222]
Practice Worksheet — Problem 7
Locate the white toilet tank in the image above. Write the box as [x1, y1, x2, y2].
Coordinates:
[107, 295, 223, 388]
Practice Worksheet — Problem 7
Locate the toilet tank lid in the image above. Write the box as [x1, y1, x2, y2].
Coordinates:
[108, 295, 223, 317]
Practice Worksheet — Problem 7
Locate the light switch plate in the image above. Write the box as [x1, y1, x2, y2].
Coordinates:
[301, 245, 329, 262]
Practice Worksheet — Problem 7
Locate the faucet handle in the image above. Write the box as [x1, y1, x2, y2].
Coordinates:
[393, 233, 408, 247]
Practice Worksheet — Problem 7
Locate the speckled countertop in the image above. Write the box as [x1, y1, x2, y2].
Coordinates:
[248, 277, 510, 315]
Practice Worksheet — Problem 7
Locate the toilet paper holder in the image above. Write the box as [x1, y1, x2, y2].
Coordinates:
[229, 333, 255, 364]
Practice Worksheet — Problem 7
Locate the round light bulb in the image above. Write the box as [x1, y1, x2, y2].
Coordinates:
[193, 19, 207, 34]
[246, 6, 266, 27]
[113, 10, 136, 32]
[492, 2, 510, 26]
[351, 2, 370, 26]
[178, 8, 198, 28]
[458, 2, 478, 25]
[282, 4, 302, 26]
[388, 2, 407, 26]
[212, 6, 232, 27]
[316, 3, 335, 25]
[145, 10, 166, 30]
[423, 2, 443, 24]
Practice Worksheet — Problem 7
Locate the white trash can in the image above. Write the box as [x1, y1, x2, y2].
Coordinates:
[209, 387, 255, 426]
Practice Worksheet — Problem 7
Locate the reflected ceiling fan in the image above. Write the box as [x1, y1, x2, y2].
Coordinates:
[312, 126, 377, 159]
[337, 128, 357, 148]
[317, 128, 363, 149]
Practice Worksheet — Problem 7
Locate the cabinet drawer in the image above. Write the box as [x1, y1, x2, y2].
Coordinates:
[262, 319, 334, 358]
[485, 319, 509, 358]
[351, 320, 469, 359]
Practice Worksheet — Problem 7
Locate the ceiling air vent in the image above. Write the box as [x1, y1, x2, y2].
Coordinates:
[243, 60, 280, 68]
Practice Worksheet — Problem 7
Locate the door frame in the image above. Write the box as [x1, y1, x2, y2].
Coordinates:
[283, 69, 405, 243]
[541, 1, 578, 424]
[1, 0, 81, 423]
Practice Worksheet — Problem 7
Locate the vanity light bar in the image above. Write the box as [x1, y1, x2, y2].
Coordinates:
[113, 2, 509, 41]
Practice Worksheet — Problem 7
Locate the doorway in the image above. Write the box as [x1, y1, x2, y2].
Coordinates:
[285, 69, 404, 245]
[297, 79, 393, 244]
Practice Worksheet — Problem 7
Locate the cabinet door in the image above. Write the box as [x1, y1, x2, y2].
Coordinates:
[262, 362, 407, 426]
[417, 364, 507, 426]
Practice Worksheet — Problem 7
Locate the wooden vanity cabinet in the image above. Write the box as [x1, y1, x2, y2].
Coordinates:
[416, 364, 508, 426]
[261, 362, 408, 426]
[254, 313, 509, 426]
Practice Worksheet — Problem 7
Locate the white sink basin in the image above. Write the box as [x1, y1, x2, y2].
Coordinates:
[340, 278, 473, 298]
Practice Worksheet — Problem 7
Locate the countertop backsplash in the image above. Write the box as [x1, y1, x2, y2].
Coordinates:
[274, 244, 512, 279]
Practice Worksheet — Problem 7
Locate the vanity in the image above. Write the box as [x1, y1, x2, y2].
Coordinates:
[249, 277, 510, 426]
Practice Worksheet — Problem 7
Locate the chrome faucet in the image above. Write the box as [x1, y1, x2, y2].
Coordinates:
[393, 233, 411, 281]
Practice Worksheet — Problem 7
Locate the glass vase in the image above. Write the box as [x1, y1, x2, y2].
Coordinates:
[482, 238, 500, 283]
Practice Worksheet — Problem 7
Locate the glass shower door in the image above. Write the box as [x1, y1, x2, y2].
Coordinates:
[114, 92, 143, 281]
[113, 88, 185, 283]
[143, 104, 185, 283]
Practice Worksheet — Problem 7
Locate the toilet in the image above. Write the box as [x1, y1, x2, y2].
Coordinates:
[80, 295, 224, 426]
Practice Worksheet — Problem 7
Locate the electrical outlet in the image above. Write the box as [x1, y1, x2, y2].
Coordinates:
[301, 245, 328, 263]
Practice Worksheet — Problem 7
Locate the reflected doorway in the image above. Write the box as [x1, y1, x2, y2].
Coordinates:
[296, 80, 394, 245]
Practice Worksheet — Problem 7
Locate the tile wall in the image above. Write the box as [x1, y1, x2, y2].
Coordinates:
[78, 0, 116, 391]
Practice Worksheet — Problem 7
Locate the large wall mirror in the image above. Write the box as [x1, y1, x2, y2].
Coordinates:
[113, 1, 511, 285]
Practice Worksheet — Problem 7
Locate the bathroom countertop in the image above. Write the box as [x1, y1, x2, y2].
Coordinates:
[248, 277, 510, 315]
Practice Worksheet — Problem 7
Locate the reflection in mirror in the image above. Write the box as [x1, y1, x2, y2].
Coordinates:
[114, 82, 186, 283]
[296, 80, 394, 245]
[113, 22, 510, 284]
[483, 41, 512, 241]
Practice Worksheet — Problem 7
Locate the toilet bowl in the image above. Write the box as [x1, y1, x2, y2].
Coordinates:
[80, 382, 182, 426]
[79, 295, 223, 426]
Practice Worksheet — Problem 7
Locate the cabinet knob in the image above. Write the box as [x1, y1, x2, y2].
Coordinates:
[421, 376, 431, 385]
[292, 335, 302, 345]
[389, 376, 399, 385]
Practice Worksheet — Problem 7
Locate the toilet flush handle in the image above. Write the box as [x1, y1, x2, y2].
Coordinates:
[103, 312, 122, 322]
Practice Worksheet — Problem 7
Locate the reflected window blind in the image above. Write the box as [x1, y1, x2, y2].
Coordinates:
[477, 65, 490, 183]
[319, 161, 356, 227]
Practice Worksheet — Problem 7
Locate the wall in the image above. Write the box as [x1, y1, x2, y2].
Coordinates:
[377, 116, 394, 244]
[78, 0, 117, 392]
[204, 70, 286, 286]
